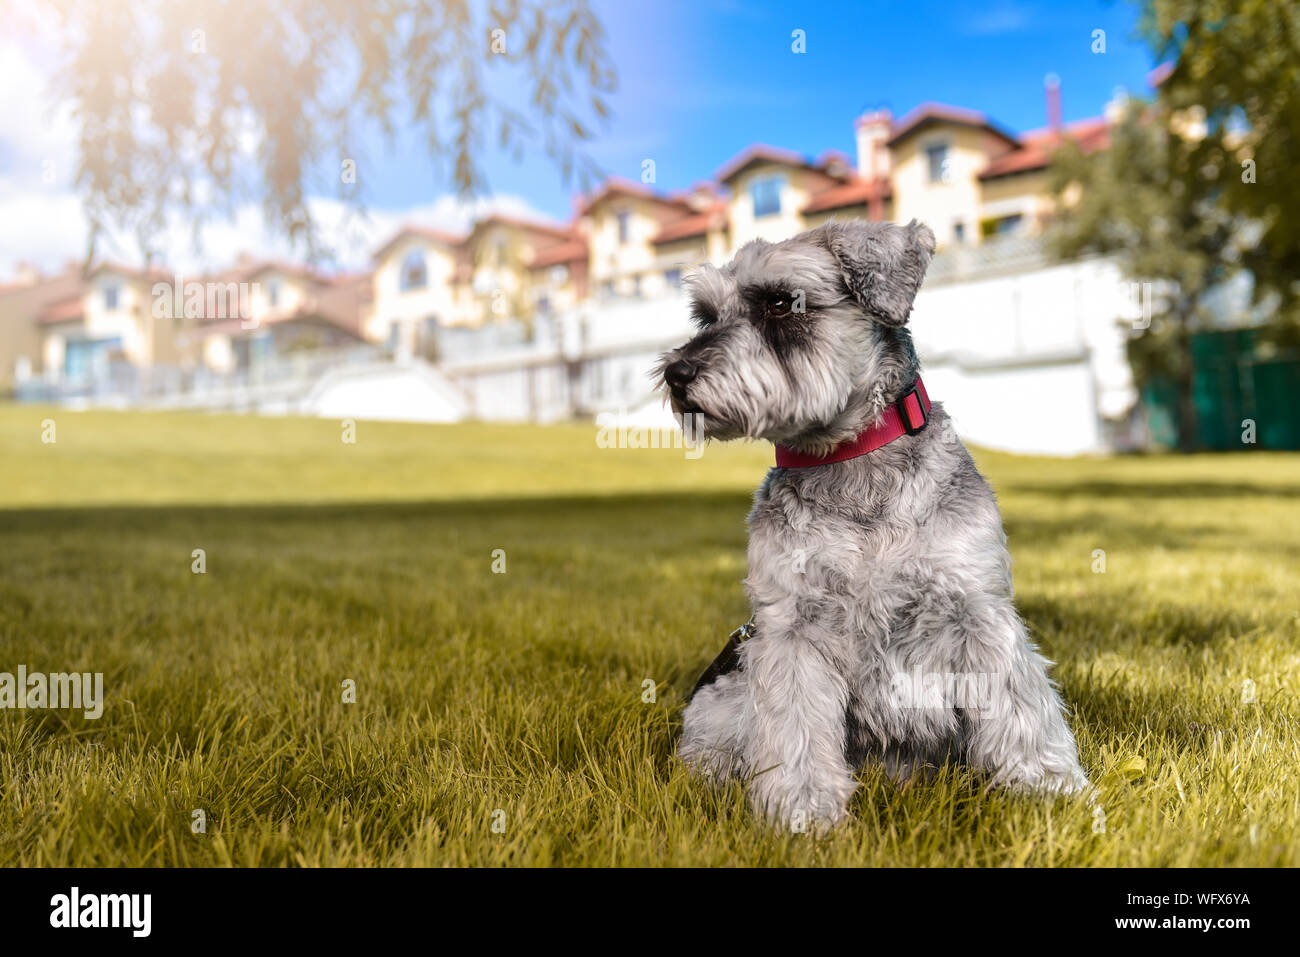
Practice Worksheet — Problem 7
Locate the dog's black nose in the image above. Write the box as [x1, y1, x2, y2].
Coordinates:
[664, 359, 698, 392]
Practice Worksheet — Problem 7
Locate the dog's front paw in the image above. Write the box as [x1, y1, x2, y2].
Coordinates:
[750, 776, 852, 834]
[678, 738, 742, 783]
[1049, 768, 1097, 804]
[1002, 764, 1093, 799]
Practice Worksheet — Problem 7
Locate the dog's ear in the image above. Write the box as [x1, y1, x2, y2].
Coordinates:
[815, 219, 936, 326]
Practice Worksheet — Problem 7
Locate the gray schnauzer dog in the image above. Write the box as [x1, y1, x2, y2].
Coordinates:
[659, 219, 1089, 829]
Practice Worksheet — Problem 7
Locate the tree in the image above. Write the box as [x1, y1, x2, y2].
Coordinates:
[1138, 0, 1300, 341]
[8, 0, 614, 264]
[1048, 99, 1241, 451]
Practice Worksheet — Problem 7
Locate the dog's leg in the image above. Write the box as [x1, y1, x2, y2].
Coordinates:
[679, 669, 748, 782]
[741, 625, 858, 830]
[956, 604, 1090, 795]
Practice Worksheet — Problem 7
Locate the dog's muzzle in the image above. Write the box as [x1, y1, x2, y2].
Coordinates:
[664, 358, 703, 413]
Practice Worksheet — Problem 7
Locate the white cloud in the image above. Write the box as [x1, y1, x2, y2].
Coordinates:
[963, 2, 1032, 36]
[0, 34, 78, 192]
[0, 35, 554, 281]
[0, 189, 555, 281]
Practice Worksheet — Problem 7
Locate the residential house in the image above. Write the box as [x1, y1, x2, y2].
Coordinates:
[715, 143, 890, 249]
[526, 231, 589, 320]
[0, 264, 81, 391]
[884, 97, 1110, 247]
[366, 227, 464, 357]
[15, 263, 183, 385]
[580, 178, 701, 300]
[459, 214, 580, 325]
[189, 260, 368, 374]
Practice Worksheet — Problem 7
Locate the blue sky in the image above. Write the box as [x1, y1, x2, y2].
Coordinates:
[366, 0, 1160, 222]
[0, 0, 1163, 276]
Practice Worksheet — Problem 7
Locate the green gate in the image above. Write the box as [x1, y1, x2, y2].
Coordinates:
[1142, 328, 1300, 450]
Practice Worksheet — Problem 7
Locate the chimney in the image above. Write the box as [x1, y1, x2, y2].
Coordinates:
[1104, 86, 1129, 125]
[13, 262, 41, 286]
[1044, 73, 1063, 135]
[855, 109, 892, 181]
[683, 181, 719, 211]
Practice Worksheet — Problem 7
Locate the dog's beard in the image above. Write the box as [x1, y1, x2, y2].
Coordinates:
[668, 391, 739, 439]
[675, 371, 852, 445]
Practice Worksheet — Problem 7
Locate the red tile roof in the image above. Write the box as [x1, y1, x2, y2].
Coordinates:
[193, 277, 368, 338]
[978, 117, 1110, 179]
[85, 261, 171, 283]
[801, 177, 892, 214]
[886, 102, 1021, 149]
[37, 295, 84, 324]
[529, 238, 589, 269]
[652, 204, 729, 245]
[714, 143, 836, 184]
[469, 213, 576, 242]
[372, 226, 465, 262]
[579, 177, 692, 215]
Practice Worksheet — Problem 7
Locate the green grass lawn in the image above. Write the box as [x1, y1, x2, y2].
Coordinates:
[1, 406, 1297, 866]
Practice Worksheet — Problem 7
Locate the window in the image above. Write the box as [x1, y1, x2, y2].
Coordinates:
[750, 176, 783, 218]
[953, 221, 966, 244]
[103, 283, 120, 311]
[631, 275, 642, 297]
[536, 293, 551, 315]
[616, 209, 631, 244]
[64, 336, 122, 381]
[267, 279, 281, 308]
[600, 280, 615, 299]
[400, 249, 427, 291]
[664, 268, 682, 289]
[978, 214, 1027, 239]
[925, 142, 949, 184]
[995, 214, 1024, 235]
[420, 316, 440, 358]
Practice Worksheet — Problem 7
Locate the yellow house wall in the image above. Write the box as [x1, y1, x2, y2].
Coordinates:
[245, 271, 306, 322]
[726, 162, 820, 251]
[368, 237, 461, 347]
[977, 170, 1055, 233]
[890, 126, 1004, 247]
[801, 203, 872, 230]
[530, 264, 582, 313]
[83, 273, 150, 364]
[585, 196, 673, 295]
[466, 224, 536, 323]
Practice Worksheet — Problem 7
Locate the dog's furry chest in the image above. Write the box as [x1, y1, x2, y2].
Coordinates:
[742, 435, 1006, 654]
[745, 471, 916, 639]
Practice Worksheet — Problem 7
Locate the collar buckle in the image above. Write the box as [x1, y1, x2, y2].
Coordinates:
[729, 616, 756, 644]
[895, 383, 929, 436]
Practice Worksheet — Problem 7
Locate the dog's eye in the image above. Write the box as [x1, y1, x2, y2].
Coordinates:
[765, 293, 792, 318]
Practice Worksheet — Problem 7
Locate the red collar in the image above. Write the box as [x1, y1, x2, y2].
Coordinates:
[774, 378, 931, 468]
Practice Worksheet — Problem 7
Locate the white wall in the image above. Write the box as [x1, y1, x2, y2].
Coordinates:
[429, 256, 1134, 456]
[84, 273, 147, 362]
[921, 358, 1100, 456]
[305, 361, 469, 423]
[909, 254, 1135, 454]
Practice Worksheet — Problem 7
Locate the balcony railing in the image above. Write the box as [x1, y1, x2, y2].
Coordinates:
[925, 233, 1052, 286]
